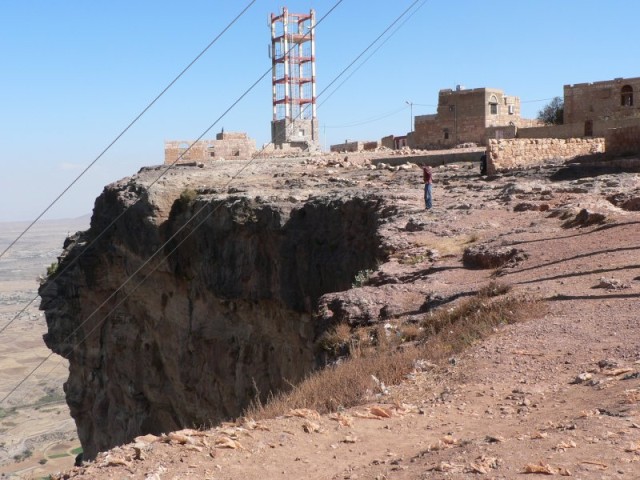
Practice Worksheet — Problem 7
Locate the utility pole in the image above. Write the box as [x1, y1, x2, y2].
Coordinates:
[405, 100, 413, 133]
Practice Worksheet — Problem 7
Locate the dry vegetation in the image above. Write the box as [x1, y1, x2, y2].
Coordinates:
[245, 282, 542, 420]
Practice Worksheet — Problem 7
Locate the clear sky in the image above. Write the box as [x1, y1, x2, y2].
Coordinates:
[0, 0, 637, 222]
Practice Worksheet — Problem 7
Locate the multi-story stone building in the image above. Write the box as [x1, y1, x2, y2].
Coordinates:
[564, 76, 640, 135]
[409, 86, 539, 149]
[516, 76, 640, 140]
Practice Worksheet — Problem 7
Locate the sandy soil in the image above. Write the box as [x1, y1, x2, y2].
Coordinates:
[41, 156, 640, 480]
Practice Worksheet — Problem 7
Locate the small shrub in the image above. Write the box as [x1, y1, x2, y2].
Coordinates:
[46, 261, 59, 276]
[318, 323, 352, 354]
[398, 253, 429, 265]
[39, 261, 60, 285]
[478, 280, 512, 297]
[352, 269, 373, 288]
[179, 188, 198, 205]
[399, 323, 422, 342]
[466, 233, 480, 244]
[13, 448, 33, 462]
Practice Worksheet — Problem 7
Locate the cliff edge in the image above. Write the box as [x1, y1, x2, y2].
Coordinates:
[39, 156, 394, 459]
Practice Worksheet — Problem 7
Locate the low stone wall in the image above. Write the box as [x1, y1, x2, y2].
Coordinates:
[372, 148, 485, 167]
[330, 140, 380, 153]
[605, 125, 640, 157]
[487, 138, 605, 174]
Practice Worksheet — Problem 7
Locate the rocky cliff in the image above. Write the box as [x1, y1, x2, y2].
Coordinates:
[40, 159, 390, 459]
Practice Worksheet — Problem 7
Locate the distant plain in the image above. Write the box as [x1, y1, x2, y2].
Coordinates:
[0, 216, 89, 478]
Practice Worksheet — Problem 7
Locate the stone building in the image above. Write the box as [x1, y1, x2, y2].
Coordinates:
[409, 86, 539, 149]
[164, 132, 256, 165]
[565, 76, 640, 125]
[517, 76, 640, 140]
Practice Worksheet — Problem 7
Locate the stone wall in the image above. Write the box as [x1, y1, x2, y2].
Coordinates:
[485, 124, 517, 142]
[381, 135, 395, 149]
[518, 116, 640, 140]
[605, 125, 640, 157]
[486, 138, 605, 174]
[164, 133, 256, 164]
[330, 140, 379, 153]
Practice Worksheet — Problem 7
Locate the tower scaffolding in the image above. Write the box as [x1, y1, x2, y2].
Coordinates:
[270, 7, 319, 150]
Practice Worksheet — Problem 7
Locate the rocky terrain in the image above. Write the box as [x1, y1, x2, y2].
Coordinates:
[38, 151, 640, 479]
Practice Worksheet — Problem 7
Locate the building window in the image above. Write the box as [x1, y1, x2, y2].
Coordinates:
[489, 95, 498, 115]
[621, 85, 633, 106]
[443, 129, 449, 140]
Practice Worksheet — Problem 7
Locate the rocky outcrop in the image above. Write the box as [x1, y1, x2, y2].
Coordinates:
[40, 166, 386, 459]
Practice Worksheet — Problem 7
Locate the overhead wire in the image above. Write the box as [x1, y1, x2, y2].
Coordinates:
[319, 0, 429, 108]
[323, 105, 407, 128]
[0, 1, 262, 338]
[320, 0, 429, 131]
[318, 0, 424, 107]
[0, 0, 347, 406]
[2, 0, 429, 406]
[0, 1, 257, 263]
[0, 0, 348, 340]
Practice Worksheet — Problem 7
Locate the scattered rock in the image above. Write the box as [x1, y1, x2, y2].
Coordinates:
[595, 277, 630, 290]
[514, 202, 550, 212]
[606, 191, 640, 211]
[563, 208, 607, 228]
[571, 372, 592, 384]
[463, 244, 528, 269]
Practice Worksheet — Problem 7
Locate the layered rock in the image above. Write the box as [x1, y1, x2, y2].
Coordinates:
[40, 164, 386, 459]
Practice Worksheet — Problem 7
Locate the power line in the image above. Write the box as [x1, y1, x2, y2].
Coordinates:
[319, 0, 429, 109]
[320, 0, 429, 131]
[318, 0, 425, 104]
[0, 1, 257, 263]
[0, 0, 347, 407]
[0, 1, 344, 343]
[324, 105, 407, 128]
[521, 97, 556, 103]
[0, 3, 263, 338]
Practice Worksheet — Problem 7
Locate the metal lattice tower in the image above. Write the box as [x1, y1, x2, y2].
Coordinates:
[270, 7, 319, 150]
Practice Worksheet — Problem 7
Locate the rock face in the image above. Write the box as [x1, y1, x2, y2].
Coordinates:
[40, 165, 386, 459]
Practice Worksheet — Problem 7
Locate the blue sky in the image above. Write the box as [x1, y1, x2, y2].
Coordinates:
[0, 0, 637, 222]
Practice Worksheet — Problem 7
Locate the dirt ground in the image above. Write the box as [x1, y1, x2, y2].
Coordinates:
[0, 218, 87, 479]
[38, 156, 639, 480]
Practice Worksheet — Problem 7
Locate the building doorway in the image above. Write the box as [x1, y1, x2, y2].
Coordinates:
[584, 120, 593, 137]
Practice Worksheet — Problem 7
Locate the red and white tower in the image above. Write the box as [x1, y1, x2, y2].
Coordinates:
[270, 8, 319, 150]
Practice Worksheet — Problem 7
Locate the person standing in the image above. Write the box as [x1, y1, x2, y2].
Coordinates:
[423, 165, 433, 210]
